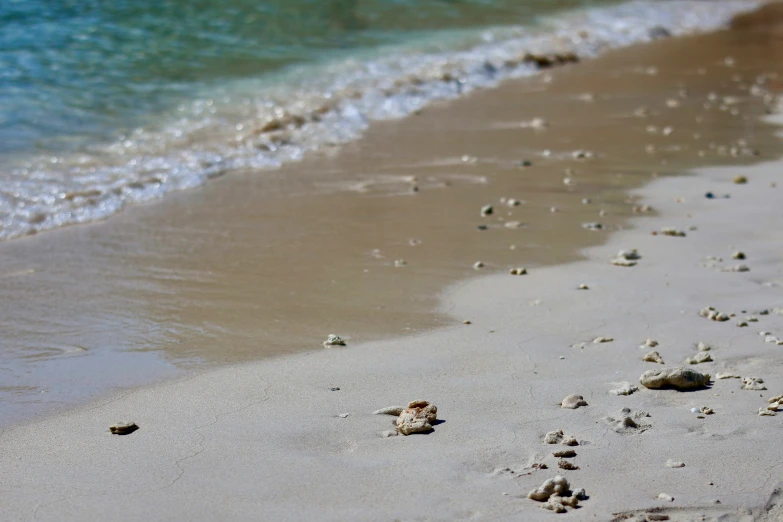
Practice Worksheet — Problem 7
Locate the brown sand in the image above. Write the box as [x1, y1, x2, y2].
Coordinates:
[1, 7, 783, 424]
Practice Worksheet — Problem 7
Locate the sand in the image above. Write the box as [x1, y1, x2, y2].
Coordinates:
[3, 127, 783, 521]
[3, 6, 783, 423]
[3, 5, 783, 521]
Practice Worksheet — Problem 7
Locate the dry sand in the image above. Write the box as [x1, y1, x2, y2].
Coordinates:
[3, 5, 783, 521]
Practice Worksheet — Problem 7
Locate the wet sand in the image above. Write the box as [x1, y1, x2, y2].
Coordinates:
[1, 6, 783, 425]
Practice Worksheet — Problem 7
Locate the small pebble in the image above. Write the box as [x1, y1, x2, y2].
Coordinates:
[323, 334, 346, 347]
[733, 175, 748, 184]
[509, 267, 527, 276]
[109, 422, 138, 436]
[473, 261, 484, 269]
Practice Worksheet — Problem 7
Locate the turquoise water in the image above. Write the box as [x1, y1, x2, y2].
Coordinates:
[0, 0, 610, 154]
[0, 0, 758, 240]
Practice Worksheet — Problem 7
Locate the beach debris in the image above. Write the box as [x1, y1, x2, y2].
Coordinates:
[737, 321, 749, 328]
[571, 149, 594, 160]
[560, 394, 588, 409]
[578, 283, 589, 290]
[543, 429, 578, 446]
[741, 377, 766, 390]
[521, 51, 580, 69]
[658, 493, 675, 502]
[665, 459, 685, 468]
[758, 399, 779, 416]
[395, 400, 438, 435]
[553, 449, 577, 458]
[558, 460, 579, 470]
[542, 493, 580, 513]
[338, 413, 350, 418]
[698, 306, 729, 322]
[481, 204, 494, 217]
[593, 336, 613, 344]
[381, 430, 399, 437]
[763, 395, 783, 416]
[722, 264, 750, 272]
[732, 251, 746, 260]
[506, 198, 522, 207]
[528, 476, 580, 512]
[582, 222, 603, 231]
[473, 261, 484, 269]
[657, 227, 686, 237]
[686, 352, 713, 365]
[109, 422, 138, 436]
[330, 387, 340, 391]
[462, 320, 471, 325]
[632, 204, 653, 213]
[696, 342, 713, 351]
[639, 367, 710, 390]
[634, 106, 650, 117]
[530, 117, 548, 129]
[394, 259, 407, 268]
[544, 430, 565, 444]
[609, 382, 639, 396]
[698, 406, 714, 415]
[643, 351, 665, 364]
[733, 175, 748, 184]
[323, 334, 346, 347]
[612, 249, 641, 267]
[643, 339, 659, 348]
[373, 406, 404, 416]
[504, 220, 523, 229]
[716, 372, 740, 379]
[509, 267, 527, 275]
[561, 435, 579, 446]
[603, 408, 651, 434]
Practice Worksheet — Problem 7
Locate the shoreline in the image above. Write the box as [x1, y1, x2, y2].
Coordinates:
[0, 0, 761, 242]
[3, 6, 783, 425]
[2, 121, 783, 519]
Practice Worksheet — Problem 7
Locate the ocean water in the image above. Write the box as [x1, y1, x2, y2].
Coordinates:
[0, 0, 758, 240]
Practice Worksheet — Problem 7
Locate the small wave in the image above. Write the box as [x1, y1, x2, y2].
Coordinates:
[0, 0, 759, 241]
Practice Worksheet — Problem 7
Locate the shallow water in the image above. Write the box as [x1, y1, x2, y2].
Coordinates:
[1, 0, 613, 153]
[0, 0, 758, 240]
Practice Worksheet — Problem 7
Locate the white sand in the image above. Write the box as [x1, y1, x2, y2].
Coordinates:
[3, 131, 783, 520]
